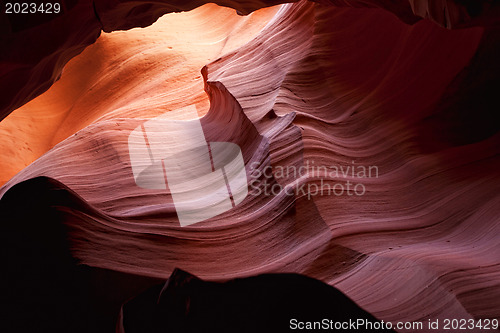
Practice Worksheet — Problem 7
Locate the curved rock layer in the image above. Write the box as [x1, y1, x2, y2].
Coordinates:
[1, 1, 500, 332]
[0, 4, 279, 184]
[2, 0, 500, 123]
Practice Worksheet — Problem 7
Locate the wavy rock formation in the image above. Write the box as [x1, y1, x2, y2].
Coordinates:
[2, 0, 499, 122]
[0, 4, 279, 184]
[1, 1, 499, 332]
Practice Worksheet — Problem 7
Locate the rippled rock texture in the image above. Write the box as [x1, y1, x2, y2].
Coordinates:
[1, 1, 499, 332]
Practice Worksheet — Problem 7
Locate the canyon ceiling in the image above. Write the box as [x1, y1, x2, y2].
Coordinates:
[1, 0, 499, 332]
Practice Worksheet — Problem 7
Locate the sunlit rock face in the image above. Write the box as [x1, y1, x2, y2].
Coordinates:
[0, 4, 278, 184]
[2, 0, 499, 123]
[1, 0, 499, 332]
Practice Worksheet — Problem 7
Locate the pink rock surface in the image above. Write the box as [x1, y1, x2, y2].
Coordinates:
[1, 1, 499, 331]
[2, 0, 499, 123]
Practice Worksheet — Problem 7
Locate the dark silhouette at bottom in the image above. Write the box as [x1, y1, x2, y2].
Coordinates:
[119, 268, 396, 333]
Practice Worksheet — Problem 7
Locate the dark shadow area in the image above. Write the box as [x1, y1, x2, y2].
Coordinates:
[0, 177, 163, 333]
[120, 268, 396, 333]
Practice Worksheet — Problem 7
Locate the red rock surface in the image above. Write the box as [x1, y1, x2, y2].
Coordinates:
[2, 0, 499, 123]
[1, 1, 499, 332]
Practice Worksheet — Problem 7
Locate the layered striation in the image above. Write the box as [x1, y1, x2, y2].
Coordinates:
[2, 0, 500, 123]
[1, 1, 499, 332]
